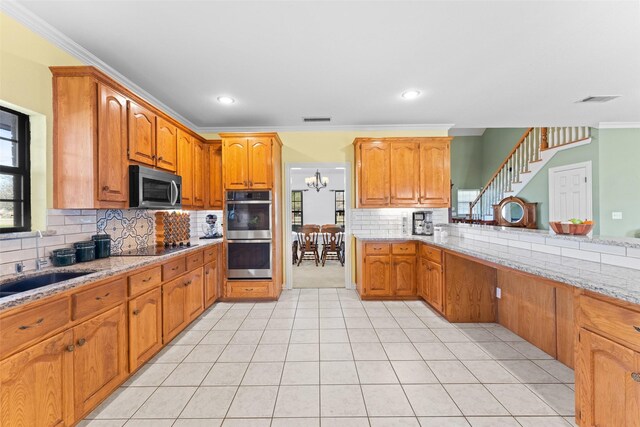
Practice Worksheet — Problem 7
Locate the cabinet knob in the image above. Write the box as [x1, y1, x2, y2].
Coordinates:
[249, 180, 253, 187]
[102, 186, 110, 192]
[632, 372, 640, 383]
[158, 156, 164, 161]
[152, 155, 156, 160]
[133, 309, 140, 316]
[634, 325, 640, 333]
[77, 338, 86, 347]
[66, 345, 75, 352]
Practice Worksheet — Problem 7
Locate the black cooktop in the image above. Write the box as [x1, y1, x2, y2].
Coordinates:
[112, 244, 198, 257]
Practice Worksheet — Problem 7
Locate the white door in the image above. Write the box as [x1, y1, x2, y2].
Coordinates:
[549, 162, 592, 222]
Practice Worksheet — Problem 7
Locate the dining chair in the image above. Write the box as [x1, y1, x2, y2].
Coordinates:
[320, 225, 344, 266]
[297, 224, 321, 266]
[292, 240, 299, 265]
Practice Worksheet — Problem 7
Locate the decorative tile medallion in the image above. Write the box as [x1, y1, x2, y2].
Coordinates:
[96, 209, 155, 251]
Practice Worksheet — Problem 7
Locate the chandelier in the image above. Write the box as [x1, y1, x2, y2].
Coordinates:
[305, 169, 328, 192]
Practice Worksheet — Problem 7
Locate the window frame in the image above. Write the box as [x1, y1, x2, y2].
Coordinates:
[291, 190, 303, 226]
[456, 188, 480, 217]
[334, 190, 345, 226]
[0, 106, 31, 233]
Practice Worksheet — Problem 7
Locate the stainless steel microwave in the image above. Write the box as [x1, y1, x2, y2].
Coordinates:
[129, 165, 182, 209]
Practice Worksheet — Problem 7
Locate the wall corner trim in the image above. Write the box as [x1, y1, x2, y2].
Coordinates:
[597, 122, 640, 129]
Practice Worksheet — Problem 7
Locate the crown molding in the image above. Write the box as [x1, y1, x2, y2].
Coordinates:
[597, 122, 640, 129]
[448, 128, 486, 137]
[197, 123, 455, 134]
[1, 0, 198, 130]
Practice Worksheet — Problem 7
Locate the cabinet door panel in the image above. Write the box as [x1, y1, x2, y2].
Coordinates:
[364, 255, 391, 296]
[576, 330, 640, 427]
[163, 277, 187, 343]
[156, 117, 177, 172]
[186, 268, 204, 322]
[177, 129, 193, 206]
[204, 260, 219, 308]
[392, 255, 417, 296]
[0, 330, 74, 427]
[97, 84, 128, 202]
[417, 257, 429, 300]
[390, 142, 420, 205]
[207, 143, 223, 208]
[419, 140, 451, 207]
[359, 142, 390, 206]
[129, 288, 162, 371]
[224, 139, 249, 189]
[73, 304, 127, 417]
[193, 138, 205, 206]
[247, 138, 272, 188]
[128, 101, 156, 166]
[427, 260, 444, 313]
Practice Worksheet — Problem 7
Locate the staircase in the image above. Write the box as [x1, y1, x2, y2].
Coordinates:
[469, 127, 592, 221]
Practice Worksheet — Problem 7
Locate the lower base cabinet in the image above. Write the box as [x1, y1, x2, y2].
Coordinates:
[444, 253, 497, 323]
[163, 268, 205, 343]
[576, 329, 640, 426]
[425, 259, 444, 313]
[0, 330, 74, 427]
[129, 288, 163, 371]
[73, 304, 128, 417]
[204, 260, 219, 308]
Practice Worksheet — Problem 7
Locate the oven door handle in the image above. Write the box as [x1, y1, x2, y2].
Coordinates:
[227, 239, 272, 243]
[226, 201, 272, 205]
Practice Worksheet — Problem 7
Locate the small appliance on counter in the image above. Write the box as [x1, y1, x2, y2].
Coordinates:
[412, 211, 434, 236]
[201, 214, 223, 239]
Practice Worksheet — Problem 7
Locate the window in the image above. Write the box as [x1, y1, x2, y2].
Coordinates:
[457, 189, 480, 217]
[0, 107, 31, 233]
[335, 190, 345, 226]
[291, 190, 303, 226]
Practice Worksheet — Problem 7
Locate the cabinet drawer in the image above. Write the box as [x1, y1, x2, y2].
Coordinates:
[186, 251, 204, 271]
[365, 243, 390, 255]
[392, 242, 416, 255]
[72, 278, 126, 320]
[0, 297, 70, 358]
[203, 245, 219, 264]
[226, 282, 271, 298]
[420, 244, 442, 264]
[579, 295, 640, 349]
[129, 266, 162, 296]
[162, 257, 187, 281]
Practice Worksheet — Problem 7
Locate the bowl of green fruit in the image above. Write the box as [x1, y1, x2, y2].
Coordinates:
[549, 219, 594, 235]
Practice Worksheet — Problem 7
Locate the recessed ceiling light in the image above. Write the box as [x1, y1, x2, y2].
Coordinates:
[217, 96, 235, 105]
[401, 90, 421, 100]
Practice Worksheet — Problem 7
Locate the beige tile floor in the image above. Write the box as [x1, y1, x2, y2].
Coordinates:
[79, 289, 577, 427]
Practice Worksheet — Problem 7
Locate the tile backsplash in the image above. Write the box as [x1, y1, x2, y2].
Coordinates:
[0, 208, 223, 277]
[351, 208, 449, 236]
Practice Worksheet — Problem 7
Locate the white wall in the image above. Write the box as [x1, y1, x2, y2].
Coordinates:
[291, 168, 346, 226]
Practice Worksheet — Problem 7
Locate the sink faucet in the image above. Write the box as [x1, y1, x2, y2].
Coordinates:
[35, 230, 48, 271]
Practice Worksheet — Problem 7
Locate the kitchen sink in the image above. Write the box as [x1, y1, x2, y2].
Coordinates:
[0, 271, 94, 298]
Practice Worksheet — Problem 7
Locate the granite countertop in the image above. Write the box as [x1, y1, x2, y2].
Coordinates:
[355, 234, 640, 305]
[0, 239, 223, 312]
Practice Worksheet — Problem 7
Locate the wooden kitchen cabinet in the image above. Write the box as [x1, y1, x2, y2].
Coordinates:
[162, 275, 188, 343]
[364, 255, 392, 297]
[205, 140, 223, 209]
[357, 141, 390, 206]
[193, 138, 205, 207]
[419, 139, 451, 207]
[444, 252, 497, 322]
[97, 83, 128, 203]
[204, 259, 219, 308]
[177, 129, 194, 206]
[129, 288, 163, 371]
[425, 260, 444, 313]
[185, 267, 204, 322]
[357, 241, 418, 298]
[392, 255, 417, 296]
[72, 304, 128, 418]
[128, 100, 156, 167]
[221, 135, 274, 189]
[0, 330, 74, 427]
[576, 329, 640, 427]
[354, 137, 452, 208]
[155, 117, 178, 172]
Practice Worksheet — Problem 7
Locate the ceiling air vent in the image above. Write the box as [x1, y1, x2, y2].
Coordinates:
[577, 95, 620, 103]
[303, 117, 331, 123]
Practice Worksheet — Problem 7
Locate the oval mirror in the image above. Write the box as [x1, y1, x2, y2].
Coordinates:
[501, 201, 524, 223]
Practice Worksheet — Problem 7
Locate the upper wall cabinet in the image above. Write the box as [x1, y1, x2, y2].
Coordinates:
[221, 134, 277, 190]
[205, 141, 223, 209]
[192, 138, 205, 207]
[354, 137, 452, 208]
[51, 66, 207, 209]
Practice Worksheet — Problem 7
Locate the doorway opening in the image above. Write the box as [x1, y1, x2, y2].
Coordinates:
[285, 163, 351, 289]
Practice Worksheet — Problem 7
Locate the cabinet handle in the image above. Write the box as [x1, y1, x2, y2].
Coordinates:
[246, 288, 254, 291]
[632, 372, 640, 383]
[95, 292, 110, 301]
[171, 266, 180, 271]
[634, 326, 640, 333]
[18, 317, 44, 330]
[158, 156, 164, 161]
[133, 309, 140, 316]
[184, 280, 192, 287]
[66, 345, 75, 352]
[142, 276, 153, 283]
[77, 338, 86, 347]
[102, 185, 110, 192]
[152, 155, 156, 160]
[249, 180, 253, 187]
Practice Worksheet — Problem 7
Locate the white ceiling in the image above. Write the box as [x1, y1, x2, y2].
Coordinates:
[8, 0, 640, 131]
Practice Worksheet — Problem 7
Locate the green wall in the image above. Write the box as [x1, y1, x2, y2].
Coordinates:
[450, 135, 484, 215]
[598, 128, 640, 237]
[480, 128, 528, 183]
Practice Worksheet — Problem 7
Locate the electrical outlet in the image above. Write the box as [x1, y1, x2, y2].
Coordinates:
[496, 287, 501, 299]
[612, 212, 623, 220]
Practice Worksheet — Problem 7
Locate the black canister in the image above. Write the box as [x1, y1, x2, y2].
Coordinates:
[50, 248, 76, 266]
[74, 241, 96, 262]
[92, 234, 111, 259]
